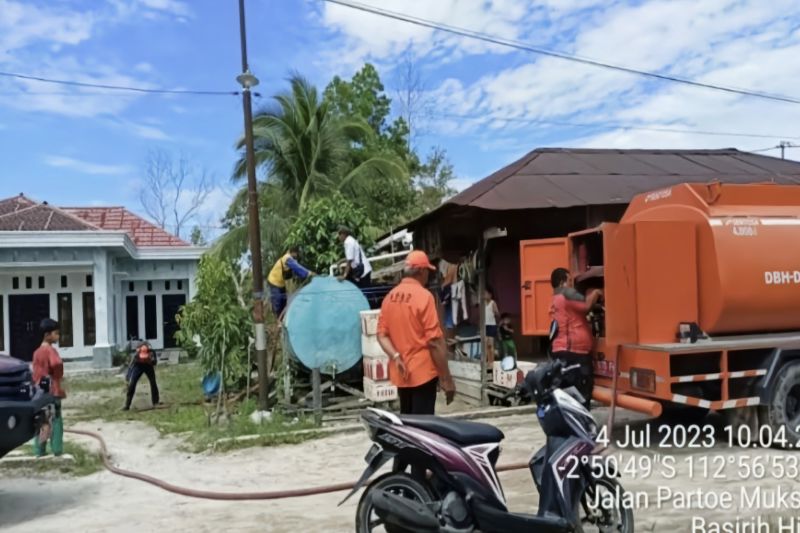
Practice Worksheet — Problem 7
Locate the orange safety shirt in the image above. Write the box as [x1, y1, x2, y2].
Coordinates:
[377, 278, 442, 388]
[32, 343, 66, 398]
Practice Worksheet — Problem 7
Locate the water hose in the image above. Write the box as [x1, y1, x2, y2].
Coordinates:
[65, 428, 530, 501]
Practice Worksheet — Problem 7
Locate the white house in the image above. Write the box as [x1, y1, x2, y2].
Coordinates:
[0, 194, 205, 367]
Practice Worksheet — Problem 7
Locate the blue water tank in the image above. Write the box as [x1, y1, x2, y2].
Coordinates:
[284, 277, 369, 374]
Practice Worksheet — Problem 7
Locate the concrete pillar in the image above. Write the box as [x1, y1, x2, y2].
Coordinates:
[92, 250, 115, 367]
[188, 261, 198, 301]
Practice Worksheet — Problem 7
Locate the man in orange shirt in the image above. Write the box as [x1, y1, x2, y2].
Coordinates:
[31, 318, 65, 457]
[377, 250, 456, 415]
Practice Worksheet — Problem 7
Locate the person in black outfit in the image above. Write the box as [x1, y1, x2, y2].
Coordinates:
[123, 341, 160, 410]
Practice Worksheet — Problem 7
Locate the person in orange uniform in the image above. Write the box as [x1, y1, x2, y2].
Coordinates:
[550, 268, 603, 409]
[31, 318, 65, 457]
[377, 251, 456, 415]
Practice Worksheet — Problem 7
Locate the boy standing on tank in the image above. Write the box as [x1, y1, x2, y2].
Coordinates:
[31, 318, 65, 457]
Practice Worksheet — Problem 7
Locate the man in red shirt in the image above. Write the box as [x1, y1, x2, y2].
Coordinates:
[31, 318, 65, 457]
[377, 251, 455, 415]
[550, 268, 603, 409]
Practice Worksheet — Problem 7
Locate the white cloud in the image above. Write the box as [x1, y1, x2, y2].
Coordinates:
[134, 0, 192, 18]
[126, 122, 172, 141]
[134, 62, 154, 73]
[45, 156, 132, 176]
[0, 0, 95, 56]
[423, 0, 800, 155]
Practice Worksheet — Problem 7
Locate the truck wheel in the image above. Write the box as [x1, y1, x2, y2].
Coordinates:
[760, 363, 800, 447]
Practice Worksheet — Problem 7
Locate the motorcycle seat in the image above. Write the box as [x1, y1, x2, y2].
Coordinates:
[400, 415, 504, 445]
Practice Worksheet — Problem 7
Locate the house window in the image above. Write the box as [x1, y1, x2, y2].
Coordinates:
[12, 277, 18, 290]
[82, 292, 96, 346]
[38, 276, 45, 289]
[57, 293, 74, 348]
[61, 275, 68, 288]
[86, 275, 93, 288]
[144, 295, 157, 340]
[129, 282, 135, 292]
[165, 280, 171, 291]
[25, 277, 32, 289]
[126, 296, 139, 341]
[177, 280, 183, 291]
[147, 281, 153, 292]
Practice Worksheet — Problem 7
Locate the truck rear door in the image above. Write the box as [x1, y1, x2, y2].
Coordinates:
[519, 238, 569, 335]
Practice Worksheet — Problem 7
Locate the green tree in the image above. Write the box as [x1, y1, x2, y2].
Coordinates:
[413, 146, 458, 216]
[190, 226, 207, 246]
[284, 192, 371, 274]
[232, 74, 406, 215]
[177, 256, 251, 388]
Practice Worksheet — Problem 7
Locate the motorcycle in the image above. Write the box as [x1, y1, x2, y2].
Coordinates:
[341, 360, 633, 532]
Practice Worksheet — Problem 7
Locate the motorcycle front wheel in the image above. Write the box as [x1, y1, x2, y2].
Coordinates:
[355, 473, 436, 533]
[576, 476, 634, 533]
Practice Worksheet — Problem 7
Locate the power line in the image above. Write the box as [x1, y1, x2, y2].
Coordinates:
[0, 71, 241, 96]
[437, 112, 800, 141]
[321, 0, 800, 106]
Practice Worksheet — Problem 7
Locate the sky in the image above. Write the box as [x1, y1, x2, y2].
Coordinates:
[1, 0, 800, 239]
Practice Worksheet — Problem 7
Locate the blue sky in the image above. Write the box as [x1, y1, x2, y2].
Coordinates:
[2, 0, 799, 239]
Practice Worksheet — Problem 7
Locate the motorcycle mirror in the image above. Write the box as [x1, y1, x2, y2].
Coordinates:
[500, 356, 517, 372]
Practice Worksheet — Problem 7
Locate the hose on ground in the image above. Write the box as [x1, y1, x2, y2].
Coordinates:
[65, 428, 530, 501]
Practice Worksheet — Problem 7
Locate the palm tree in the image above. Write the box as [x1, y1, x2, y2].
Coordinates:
[232, 74, 407, 214]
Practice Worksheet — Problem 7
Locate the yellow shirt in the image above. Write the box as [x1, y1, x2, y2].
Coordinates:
[267, 254, 292, 288]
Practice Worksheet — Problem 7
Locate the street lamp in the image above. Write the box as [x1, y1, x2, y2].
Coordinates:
[237, 0, 269, 412]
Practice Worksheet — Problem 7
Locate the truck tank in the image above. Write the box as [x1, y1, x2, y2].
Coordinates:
[621, 182, 800, 335]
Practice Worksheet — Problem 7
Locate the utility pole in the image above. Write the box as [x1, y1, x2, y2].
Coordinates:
[780, 140, 790, 160]
[236, 0, 269, 411]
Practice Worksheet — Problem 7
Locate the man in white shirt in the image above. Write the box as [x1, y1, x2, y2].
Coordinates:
[337, 226, 372, 288]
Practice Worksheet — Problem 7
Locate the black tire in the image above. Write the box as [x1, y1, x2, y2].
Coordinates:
[355, 473, 436, 533]
[576, 476, 634, 533]
[759, 362, 800, 448]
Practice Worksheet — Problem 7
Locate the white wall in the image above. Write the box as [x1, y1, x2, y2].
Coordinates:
[0, 253, 199, 360]
[0, 270, 95, 360]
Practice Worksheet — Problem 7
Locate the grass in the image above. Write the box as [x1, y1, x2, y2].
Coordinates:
[0, 440, 103, 477]
[68, 363, 318, 452]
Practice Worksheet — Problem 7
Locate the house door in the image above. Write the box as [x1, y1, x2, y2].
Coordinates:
[161, 294, 186, 349]
[9, 294, 51, 361]
[519, 238, 569, 336]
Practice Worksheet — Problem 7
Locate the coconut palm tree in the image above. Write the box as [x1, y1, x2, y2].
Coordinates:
[213, 74, 407, 265]
[232, 74, 407, 215]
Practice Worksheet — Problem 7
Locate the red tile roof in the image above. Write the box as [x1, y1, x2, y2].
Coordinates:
[0, 195, 189, 247]
[63, 207, 189, 247]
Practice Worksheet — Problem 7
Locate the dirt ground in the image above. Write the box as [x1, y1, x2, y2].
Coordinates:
[1, 405, 796, 532]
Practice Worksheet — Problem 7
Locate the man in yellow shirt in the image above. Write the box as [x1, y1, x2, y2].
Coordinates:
[267, 246, 313, 319]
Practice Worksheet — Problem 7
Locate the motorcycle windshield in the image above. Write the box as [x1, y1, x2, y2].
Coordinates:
[553, 388, 596, 439]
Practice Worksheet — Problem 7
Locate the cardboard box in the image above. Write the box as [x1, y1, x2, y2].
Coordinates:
[361, 334, 385, 358]
[363, 377, 398, 402]
[360, 310, 381, 336]
[363, 355, 391, 381]
[492, 361, 538, 389]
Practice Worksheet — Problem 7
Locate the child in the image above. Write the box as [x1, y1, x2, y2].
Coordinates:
[123, 341, 160, 411]
[484, 288, 500, 365]
[32, 318, 65, 457]
[498, 313, 517, 361]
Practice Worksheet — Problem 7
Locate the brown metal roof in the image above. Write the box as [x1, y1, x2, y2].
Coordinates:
[442, 148, 800, 213]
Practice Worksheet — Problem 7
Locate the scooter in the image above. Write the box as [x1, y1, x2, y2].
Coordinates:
[341, 360, 633, 532]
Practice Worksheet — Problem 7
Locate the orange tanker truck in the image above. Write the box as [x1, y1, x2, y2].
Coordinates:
[520, 181, 800, 444]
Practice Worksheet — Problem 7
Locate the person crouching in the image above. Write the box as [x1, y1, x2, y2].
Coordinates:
[123, 342, 160, 411]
